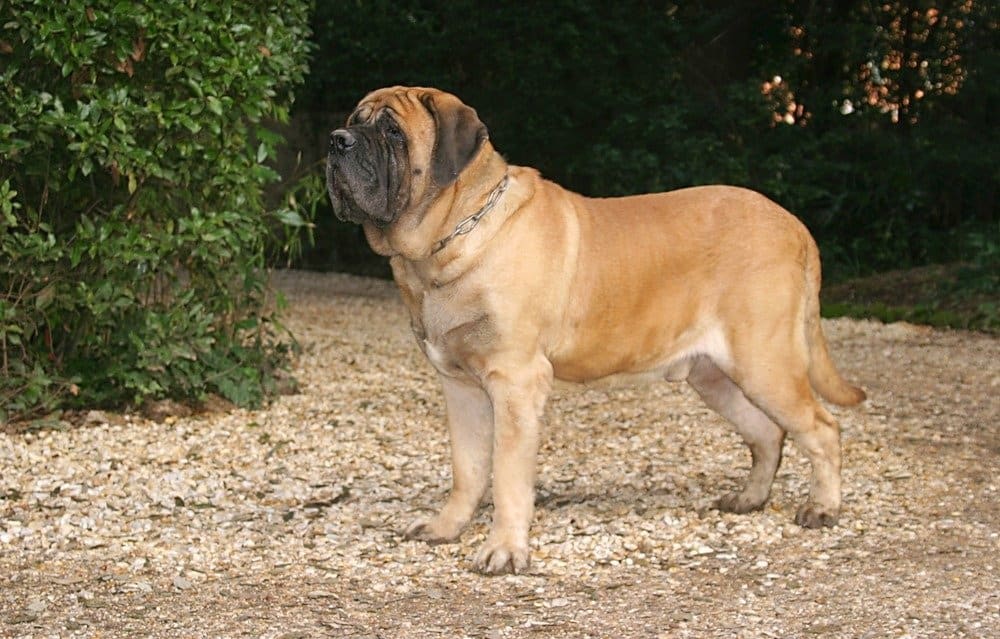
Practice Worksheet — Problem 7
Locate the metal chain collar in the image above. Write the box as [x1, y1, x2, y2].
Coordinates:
[431, 173, 510, 255]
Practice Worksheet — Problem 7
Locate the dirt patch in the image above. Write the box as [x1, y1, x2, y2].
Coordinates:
[2, 270, 998, 638]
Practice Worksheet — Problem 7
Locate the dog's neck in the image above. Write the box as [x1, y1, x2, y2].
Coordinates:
[430, 172, 509, 255]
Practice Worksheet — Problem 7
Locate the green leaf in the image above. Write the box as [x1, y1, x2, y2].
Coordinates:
[275, 208, 305, 227]
[186, 78, 204, 98]
[207, 96, 223, 116]
[35, 284, 56, 310]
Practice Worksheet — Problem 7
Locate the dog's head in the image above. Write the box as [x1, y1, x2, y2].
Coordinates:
[326, 87, 489, 230]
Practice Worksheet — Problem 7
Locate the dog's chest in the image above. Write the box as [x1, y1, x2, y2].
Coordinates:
[410, 289, 493, 379]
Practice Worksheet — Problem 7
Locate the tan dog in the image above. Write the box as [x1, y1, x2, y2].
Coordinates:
[326, 86, 866, 574]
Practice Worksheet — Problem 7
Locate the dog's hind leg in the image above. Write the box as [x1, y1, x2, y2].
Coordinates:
[686, 356, 785, 513]
[725, 325, 843, 528]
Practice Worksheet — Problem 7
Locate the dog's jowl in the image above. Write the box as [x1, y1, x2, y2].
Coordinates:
[327, 86, 866, 575]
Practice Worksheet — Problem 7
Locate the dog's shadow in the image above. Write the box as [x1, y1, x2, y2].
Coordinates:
[531, 471, 731, 518]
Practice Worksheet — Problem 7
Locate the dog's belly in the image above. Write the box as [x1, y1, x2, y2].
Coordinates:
[550, 324, 730, 388]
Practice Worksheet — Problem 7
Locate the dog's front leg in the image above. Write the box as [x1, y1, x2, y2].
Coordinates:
[406, 376, 493, 543]
[473, 357, 552, 575]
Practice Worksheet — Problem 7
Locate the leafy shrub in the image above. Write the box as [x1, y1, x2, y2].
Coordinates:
[0, 1, 312, 422]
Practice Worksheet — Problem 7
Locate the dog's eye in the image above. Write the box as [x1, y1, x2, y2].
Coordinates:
[385, 118, 403, 140]
[348, 106, 372, 126]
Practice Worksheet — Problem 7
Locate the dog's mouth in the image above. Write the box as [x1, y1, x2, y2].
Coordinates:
[326, 160, 363, 224]
[326, 155, 391, 226]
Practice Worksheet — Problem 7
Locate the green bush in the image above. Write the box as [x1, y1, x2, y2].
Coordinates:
[0, 1, 312, 422]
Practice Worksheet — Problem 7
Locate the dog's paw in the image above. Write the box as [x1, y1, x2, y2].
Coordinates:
[794, 501, 839, 528]
[472, 534, 530, 575]
[404, 515, 462, 544]
[714, 491, 767, 514]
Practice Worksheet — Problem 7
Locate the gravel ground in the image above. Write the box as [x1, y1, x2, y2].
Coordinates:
[2, 270, 998, 639]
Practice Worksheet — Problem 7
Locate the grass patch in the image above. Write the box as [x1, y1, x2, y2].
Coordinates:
[821, 263, 998, 332]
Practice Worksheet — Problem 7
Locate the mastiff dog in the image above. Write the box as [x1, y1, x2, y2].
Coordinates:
[326, 86, 866, 574]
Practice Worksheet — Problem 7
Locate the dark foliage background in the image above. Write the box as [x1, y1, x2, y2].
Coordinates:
[295, 0, 997, 284]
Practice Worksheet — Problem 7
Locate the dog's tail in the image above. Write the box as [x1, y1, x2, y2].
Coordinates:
[803, 238, 867, 407]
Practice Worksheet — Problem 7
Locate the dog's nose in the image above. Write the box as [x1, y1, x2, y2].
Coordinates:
[330, 129, 356, 152]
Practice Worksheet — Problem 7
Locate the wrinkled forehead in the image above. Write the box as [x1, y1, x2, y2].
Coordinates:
[350, 86, 441, 124]
[348, 87, 445, 171]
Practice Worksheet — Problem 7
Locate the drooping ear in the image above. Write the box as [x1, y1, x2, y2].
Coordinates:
[421, 93, 489, 186]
